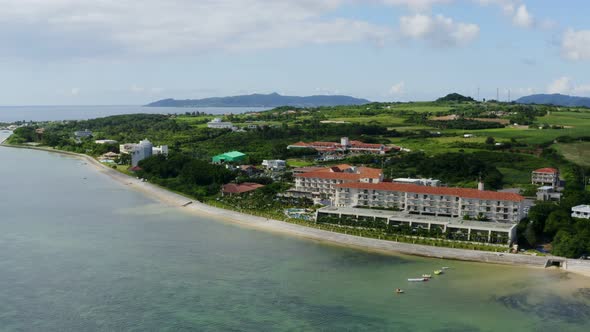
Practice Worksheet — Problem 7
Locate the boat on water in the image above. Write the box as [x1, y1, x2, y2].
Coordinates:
[434, 270, 443, 275]
[408, 278, 428, 282]
[422, 274, 432, 278]
[395, 288, 404, 294]
[442, 267, 450, 270]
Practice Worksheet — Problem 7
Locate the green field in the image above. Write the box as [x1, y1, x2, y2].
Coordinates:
[554, 142, 590, 167]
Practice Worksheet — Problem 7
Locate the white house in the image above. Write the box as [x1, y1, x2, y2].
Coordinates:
[262, 159, 286, 170]
[207, 118, 234, 129]
[126, 139, 169, 166]
[572, 205, 590, 219]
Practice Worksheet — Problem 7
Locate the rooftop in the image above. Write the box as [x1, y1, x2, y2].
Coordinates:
[318, 207, 517, 231]
[336, 182, 525, 202]
[295, 164, 382, 180]
[533, 168, 559, 174]
[572, 205, 590, 212]
[222, 182, 264, 194]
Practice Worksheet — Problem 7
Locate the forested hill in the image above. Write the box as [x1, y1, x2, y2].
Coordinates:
[516, 94, 590, 107]
[145, 92, 370, 107]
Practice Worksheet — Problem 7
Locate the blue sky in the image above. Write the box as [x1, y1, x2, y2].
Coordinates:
[1, 0, 589, 105]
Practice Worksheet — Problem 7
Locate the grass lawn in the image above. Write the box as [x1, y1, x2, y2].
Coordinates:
[287, 158, 315, 167]
[553, 142, 590, 167]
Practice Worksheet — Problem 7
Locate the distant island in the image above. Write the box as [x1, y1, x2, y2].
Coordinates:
[516, 94, 590, 108]
[145, 92, 370, 108]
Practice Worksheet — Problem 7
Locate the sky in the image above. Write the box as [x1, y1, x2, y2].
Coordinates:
[1, 0, 590, 105]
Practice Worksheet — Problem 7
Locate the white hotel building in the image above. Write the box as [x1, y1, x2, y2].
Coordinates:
[334, 182, 525, 223]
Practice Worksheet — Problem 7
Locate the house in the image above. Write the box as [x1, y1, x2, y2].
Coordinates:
[572, 205, 590, 219]
[290, 164, 383, 203]
[221, 182, 265, 196]
[262, 159, 286, 170]
[532, 168, 560, 188]
[536, 186, 562, 202]
[238, 165, 262, 177]
[288, 137, 398, 155]
[334, 182, 525, 223]
[212, 151, 247, 164]
[74, 129, 93, 138]
[207, 118, 234, 129]
[100, 151, 120, 160]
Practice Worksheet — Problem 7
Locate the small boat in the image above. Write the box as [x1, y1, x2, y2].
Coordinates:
[408, 278, 428, 282]
[442, 267, 450, 270]
[434, 270, 443, 275]
[395, 288, 405, 294]
[422, 274, 432, 278]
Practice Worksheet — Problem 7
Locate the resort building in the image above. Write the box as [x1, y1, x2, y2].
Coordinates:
[212, 151, 247, 164]
[290, 164, 383, 203]
[334, 182, 525, 223]
[572, 205, 590, 219]
[316, 207, 517, 244]
[288, 137, 398, 155]
[392, 178, 441, 187]
[127, 139, 169, 167]
[207, 118, 234, 130]
[532, 168, 560, 188]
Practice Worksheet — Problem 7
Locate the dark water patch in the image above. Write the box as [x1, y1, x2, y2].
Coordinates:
[494, 292, 590, 324]
[432, 323, 481, 332]
[575, 288, 590, 300]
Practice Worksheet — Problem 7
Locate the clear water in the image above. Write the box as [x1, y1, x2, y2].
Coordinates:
[1, 135, 589, 331]
[0, 105, 269, 122]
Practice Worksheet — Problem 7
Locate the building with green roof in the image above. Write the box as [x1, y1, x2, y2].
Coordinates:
[212, 151, 247, 164]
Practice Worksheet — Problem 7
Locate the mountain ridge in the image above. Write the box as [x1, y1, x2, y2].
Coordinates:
[515, 93, 590, 107]
[145, 92, 370, 107]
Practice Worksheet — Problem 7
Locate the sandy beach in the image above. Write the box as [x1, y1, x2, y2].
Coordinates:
[3, 142, 590, 277]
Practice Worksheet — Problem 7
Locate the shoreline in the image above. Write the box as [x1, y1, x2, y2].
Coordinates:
[2, 142, 590, 277]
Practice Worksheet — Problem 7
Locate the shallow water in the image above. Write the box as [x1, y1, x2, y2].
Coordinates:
[0, 137, 589, 331]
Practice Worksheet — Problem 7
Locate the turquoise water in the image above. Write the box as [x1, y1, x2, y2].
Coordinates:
[0, 140, 589, 331]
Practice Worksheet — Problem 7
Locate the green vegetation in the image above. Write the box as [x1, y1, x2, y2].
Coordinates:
[554, 141, 590, 167]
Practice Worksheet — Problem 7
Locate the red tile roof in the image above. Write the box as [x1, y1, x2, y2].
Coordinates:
[534, 168, 559, 174]
[295, 165, 383, 181]
[336, 182, 525, 202]
[222, 182, 264, 194]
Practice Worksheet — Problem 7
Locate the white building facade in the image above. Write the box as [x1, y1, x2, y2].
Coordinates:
[334, 182, 525, 223]
[532, 168, 560, 188]
[207, 118, 234, 129]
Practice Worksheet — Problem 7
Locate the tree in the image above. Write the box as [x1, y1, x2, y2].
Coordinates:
[544, 210, 572, 237]
[527, 202, 558, 234]
[524, 222, 537, 247]
[485, 137, 496, 145]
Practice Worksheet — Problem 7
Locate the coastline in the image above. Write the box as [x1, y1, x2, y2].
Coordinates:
[2, 142, 590, 277]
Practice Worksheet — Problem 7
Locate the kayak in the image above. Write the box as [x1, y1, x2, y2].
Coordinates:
[408, 278, 428, 282]
[434, 270, 443, 275]
[422, 274, 432, 278]
[442, 267, 450, 270]
[395, 289, 405, 294]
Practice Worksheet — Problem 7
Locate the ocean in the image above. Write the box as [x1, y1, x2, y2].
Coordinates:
[0, 105, 270, 123]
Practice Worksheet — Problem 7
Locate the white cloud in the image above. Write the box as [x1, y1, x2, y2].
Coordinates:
[547, 77, 571, 94]
[512, 4, 533, 28]
[546, 77, 590, 96]
[378, 0, 453, 11]
[389, 81, 406, 95]
[562, 29, 590, 61]
[399, 14, 479, 46]
[0, 0, 391, 57]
